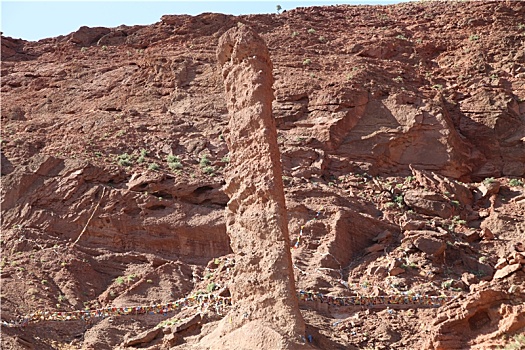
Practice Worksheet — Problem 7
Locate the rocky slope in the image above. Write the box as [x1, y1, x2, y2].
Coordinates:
[1, 1, 525, 349]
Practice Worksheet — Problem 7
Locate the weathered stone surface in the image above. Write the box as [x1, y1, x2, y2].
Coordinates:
[478, 180, 501, 198]
[389, 267, 406, 276]
[365, 243, 385, 254]
[493, 264, 521, 279]
[69, 26, 111, 46]
[404, 190, 454, 218]
[480, 227, 495, 240]
[123, 328, 161, 347]
[403, 230, 447, 256]
[413, 236, 446, 256]
[203, 26, 305, 349]
[410, 166, 473, 206]
[0, 152, 14, 175]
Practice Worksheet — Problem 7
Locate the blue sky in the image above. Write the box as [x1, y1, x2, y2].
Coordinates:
[2, 1, 407, 41]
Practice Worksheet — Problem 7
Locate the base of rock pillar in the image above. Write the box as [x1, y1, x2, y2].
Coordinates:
[198, 318, 313, 350]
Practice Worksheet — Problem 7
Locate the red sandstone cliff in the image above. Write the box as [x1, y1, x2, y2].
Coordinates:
[1, 1, 524, 349]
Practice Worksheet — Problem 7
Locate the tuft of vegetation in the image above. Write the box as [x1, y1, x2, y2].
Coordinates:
[448, 215, 467, 232]
[168, 161, 183, 170]
[501, 333, 525, 350]
[441, 280, 453, 290]
[276, 4, 282, 13]
[116, 153, 133, 167]
[393, 76, 403, 83]
[469, 34, 479, 41]
[509, 178, 523, 187]
[393, 194, 404, 207]
[167, 154, 183, 170]
[202, 166, 215, 176]
[221, 156, 230, 163]
[137, 149, 147, 164]
[199, 154, 211, 167]
[307, 28, 316, 34]
[483, 177, 495, 185]
[148, 163, 159, 171]
[303, 58, 311, 66]
[291, 31, 298, 38]
[396, 34, 408, 40]
[206, 282, 216, 293]
[115, 276, 125, 285]
[167, 154, 179, 163]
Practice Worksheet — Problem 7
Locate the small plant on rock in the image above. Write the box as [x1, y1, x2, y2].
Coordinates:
[199, 155, 211, 167]
[303, 58, 311, 66]
[137, 149, 147, 164]
[116, 153, 133, 167]
[509, 179, 523, 187]
[483, 177, 495, 185]
[202, 166, 215, 176]
[148, 163, 159, 171]
[307, 28, 316, 34]
[207, 282, 216, 293]
[167, 155, 183, 170]
[441, 280, 453, 290]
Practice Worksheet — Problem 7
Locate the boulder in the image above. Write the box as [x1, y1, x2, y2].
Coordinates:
[70, 26, 111, 46]
[403, 230, 447, 256]
[493, 264, 521, 279]
[404, 189, 454, 218]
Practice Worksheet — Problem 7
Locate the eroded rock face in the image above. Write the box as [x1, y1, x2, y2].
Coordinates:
[206, 25, 305, 348]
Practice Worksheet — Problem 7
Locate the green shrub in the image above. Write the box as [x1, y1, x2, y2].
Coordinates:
[168, 161, 183, 170]
[307, 28, 316, 34]
[509, 179, 523, 187]
[483, 177, 495, 185]
[199, 155, 211, 167]
[202, 166, 215, 175]
[206, 282, 216, 293]
[148, 163, 159, 171]
[303, 58, 311, 66]
[116, 153, 133, 167]
[167, 155, 179, 163]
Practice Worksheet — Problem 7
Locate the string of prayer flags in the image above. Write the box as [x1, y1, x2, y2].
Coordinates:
[1, 294, 232, 328]
[297, 290, 454, 307]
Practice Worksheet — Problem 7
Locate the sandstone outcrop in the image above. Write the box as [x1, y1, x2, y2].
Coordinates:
[201, 25, 305, 349]
[1, 2, 525, 349]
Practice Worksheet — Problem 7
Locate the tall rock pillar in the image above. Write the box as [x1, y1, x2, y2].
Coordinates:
[210, 26, 306, 348]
